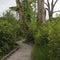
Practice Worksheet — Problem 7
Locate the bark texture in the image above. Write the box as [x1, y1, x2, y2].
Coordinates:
[38, 0, 45, 23]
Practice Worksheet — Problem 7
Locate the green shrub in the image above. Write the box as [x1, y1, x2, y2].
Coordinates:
[31, 45, 49, 60]
[25, 30, 34, 43]
[25, 20, 39, 43]
[3, 11, 22, 40]
[0, 20, 14, 56]
[0, 20, 20, 58]
[32, 19, 60, 60]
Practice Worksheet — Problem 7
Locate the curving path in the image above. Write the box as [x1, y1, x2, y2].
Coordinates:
[6, 40, 32, 60]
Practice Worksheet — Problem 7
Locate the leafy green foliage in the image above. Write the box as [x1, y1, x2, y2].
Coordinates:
[0, 20, 14, 57]
[3, 11, 22, 40]
[31, 18, 60, 60]
[25, 20, 39, 43]
[0, 12, 21, 58]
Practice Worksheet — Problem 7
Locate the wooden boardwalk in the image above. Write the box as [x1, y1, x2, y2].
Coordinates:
[6, 40, 32, 60]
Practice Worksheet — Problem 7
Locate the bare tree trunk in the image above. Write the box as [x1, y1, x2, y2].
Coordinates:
[49, 11, 53, 19]
[16, 0, 23, 23]
[38, 0, 45, 23]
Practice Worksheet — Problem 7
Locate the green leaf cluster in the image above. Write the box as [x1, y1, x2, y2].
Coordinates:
[32, 18, 60, 60]
[0, 12, 21, 58]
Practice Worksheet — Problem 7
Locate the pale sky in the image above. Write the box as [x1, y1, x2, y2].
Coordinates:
[0, 0, 60, 17]
[0, 0, 16, 16]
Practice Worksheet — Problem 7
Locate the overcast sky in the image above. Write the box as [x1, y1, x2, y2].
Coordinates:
[0, 0, 16, 16]
[0, 0, 60, 17]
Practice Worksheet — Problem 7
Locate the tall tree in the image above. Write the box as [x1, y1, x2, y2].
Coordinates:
[16, 0, 23, 23]
[38, 0, 45, 23]
[45, 0, 58, 19]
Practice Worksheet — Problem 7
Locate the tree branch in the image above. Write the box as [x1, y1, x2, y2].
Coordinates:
[53, 0, 58, 7]
[45, 8, 48, 11]
[47, 0, 50, 11]
[53, 10, 60, 13]
[51, 0, 54, 13]
[44, 2, 48, 7]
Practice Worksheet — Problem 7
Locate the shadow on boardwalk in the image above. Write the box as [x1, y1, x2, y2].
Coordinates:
[6, 40, 32, 60]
